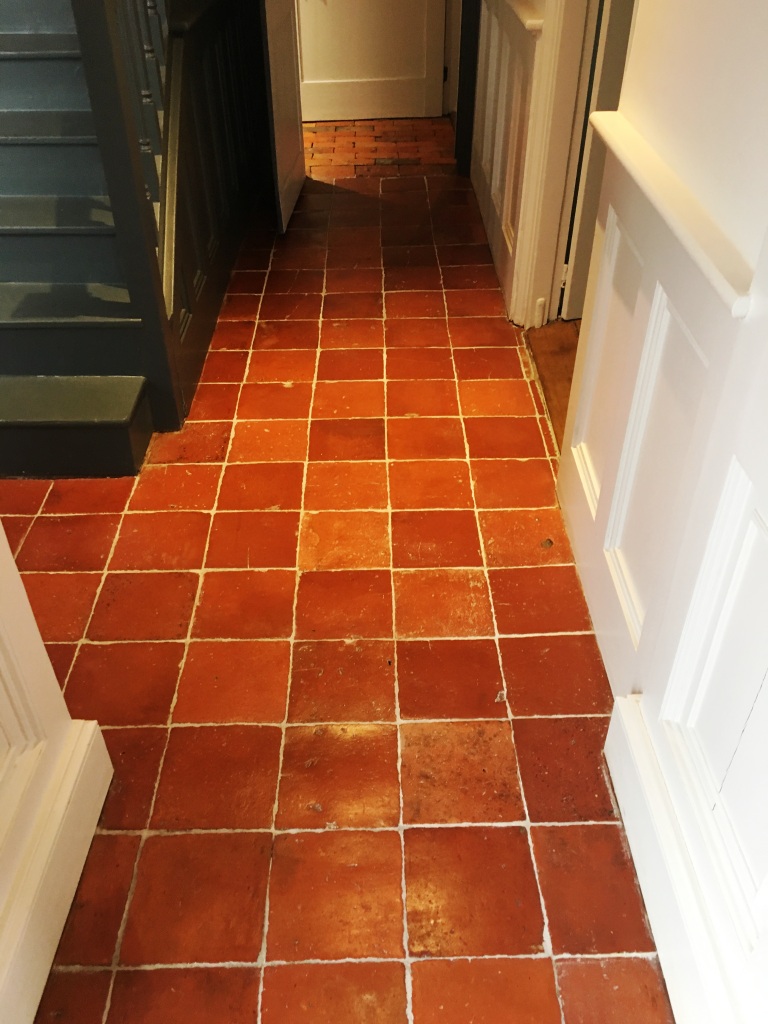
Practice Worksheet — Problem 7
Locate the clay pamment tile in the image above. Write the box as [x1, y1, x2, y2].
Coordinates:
[110, 511, 210, 570]
[217, 463, 305, 511]
[237, 381, 313, 419]
[320, 318, 385, 349]
[192, 570, 296, 639]
[298, 510, 390, 569]
[295, 569, 393, 639]
[253, 321, 320, 350]
[34, 970, 111, 1024]
[21, 572, 100, 642]
[386, 347, 455, 380]
[87, 572, 199, 642]
[42, 477, 134, 514]
[288, 639, 396, 723]
[229, 420, 308, 462]
[312, 380, 385, 418]
[120, 833, 271, 964]
[304, 460, 388, 510]
[500, 634, 613, 715]
[393, 569, 494, 638]
[479, 509, 573, 567]
[17, 514, 120, 572]
[205, 511, 299, 569]
[267, 831, 404, 960]
[458, 378, 535, 417]
[397, 638, 505, 719]
[385, 319, 450, 348]
[261, 963, 407, 1024]
[411, 958, 562, 1024]
[308, 419, 386, 461]
[392, 510, 482, 568]
[247, 349, 317, 382]
[387, 418, 465, 460]
[464, 417, 547, 459]
[386, 379, 459, 417]
[470, 458, 557, 510]
[174, 639, 290, 724]
[388, 459, 473, 510]
[99, 727, 167, 830]
[107, 969, 261, 1024]
[490, 566, 591, 635]
[556, 957, 676, 1024]
[129, 464, 222, 511]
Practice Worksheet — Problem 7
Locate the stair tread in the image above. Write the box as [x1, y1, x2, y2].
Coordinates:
[0, 33, 80, 58]
[0, 283, 136, 324]
[0, 110, 95, 143]
[0, 375, 147, 425]
[0, 195, 114, 233]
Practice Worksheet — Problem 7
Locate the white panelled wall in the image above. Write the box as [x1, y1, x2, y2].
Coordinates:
[558, 0, 768, 1021]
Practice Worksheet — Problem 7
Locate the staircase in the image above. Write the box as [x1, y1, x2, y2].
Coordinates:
[0, 0, 151, 475]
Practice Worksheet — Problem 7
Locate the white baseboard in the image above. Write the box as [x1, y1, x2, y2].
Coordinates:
[605, 697, 737, 1024]
[0, 721, 112, 1023]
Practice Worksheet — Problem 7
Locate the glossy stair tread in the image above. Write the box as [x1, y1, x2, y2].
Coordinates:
[0, 283, 135, 324]
[0, 195, 113, 233]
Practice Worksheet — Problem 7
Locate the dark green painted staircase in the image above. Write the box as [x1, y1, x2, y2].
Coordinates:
[0, 0, 150, 475]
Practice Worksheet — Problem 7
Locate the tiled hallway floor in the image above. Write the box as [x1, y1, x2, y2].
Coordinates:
[7, 119, 676, 1023]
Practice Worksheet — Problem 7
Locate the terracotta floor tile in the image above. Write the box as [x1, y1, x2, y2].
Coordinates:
[99, 727, 166, 829]
[218, 462, 304, 510]
[262, 962, 407, 1024]
[323, 291, 383, 319]
[267, 831, 404, 960]
[229, 268, 268, 293]
[386, 347, 455, 379]
[253, 320, 320, 350]
[515, 717, 615, 822]
[21, 572, 100, 641]
[384, 266, 443, 291]
[397, 638, 505, 718]
[42, 477, 133, 514]
[304, 460, 388, 509]
[325, 268, 383, 292]
[436, 243, 493, 265]
[187, 382, 240, 422]
[45, 641, 77, 685]
[107, 969, 261, 1024]
[296, 569, 393, 638]
[34, 971, 111, 1024]
[445, 290, 506, 317]
[193, 570, 296, 639]
[382, 244, 438, 268]
[440, 264, 501, 290]
[199, 351, 249, 383]
[556, 957, 676, 1024]
[289, 639, 395, 722]
[309, 419, 386, 461]
[405, 826, 543, 956]
[147, 421, 231, 464]
[392, 510, 481, 567]
[401, 720, 523, 823]
[388, 460, 473, 509]
[298, 510, 390, 569]
[385, 291, 445, 318]
[385, 319, 450, 348]
[229, 420, 308, 462]
[110, 511, 210, 570]
[0, 478, 50, 514]
[387, 417, 465, 459]
[532, 825, 655, 954]
[210, 319, 255, 349]
[500, 634, 613, 715]
[2, 514, 32, 554]
[489, 566, 591, 634]
[247, 349, 317, 381]
[386, 379, 459, 417]
[120, 834, 271, 964]
[453, 348, 523, 380]
[65, 641, 183, 725]
[55, 834, 140, 965]
[458, 378, 535, 416]
[17, 514, 120, 571]
[237, 381, 312, 419]
[218, 293, 261, 319]
[206, 511, 299, 568]
[317, 348, 383, 380]
[394, 569, 493, 637]
[470, 458, 557, 509]
[174, 639, 290, 723]
[312, 380, 385, 418]
[88, 572, 199, 641]
[276, 723, 399, 828]
[320, 318, 385, 348]
[411, 959, 561, 1024]
[260, 267, 317, 294]
[152, 724, 281, 829]
[259, 292, 323, 322]
[479, 509, 573, 567]
[128, 464, 221, 511]
[464, 417, 546, 458]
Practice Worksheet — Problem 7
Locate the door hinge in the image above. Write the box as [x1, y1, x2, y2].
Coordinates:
[560, 263, 570, 290]
[443, 65, 449, 83]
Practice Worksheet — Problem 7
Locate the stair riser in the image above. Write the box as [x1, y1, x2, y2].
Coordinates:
[0, 57, 90, 111]
[0, 236, 124, 285]
[0, 145, 106, 196]
[0, 0, 76, 35]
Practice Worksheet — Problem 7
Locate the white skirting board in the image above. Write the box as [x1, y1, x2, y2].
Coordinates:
[605, 697, 744, 1024]
[0, 721, 113, 1023]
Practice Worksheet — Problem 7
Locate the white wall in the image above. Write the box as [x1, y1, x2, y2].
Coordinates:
[620, 0, 768, 267]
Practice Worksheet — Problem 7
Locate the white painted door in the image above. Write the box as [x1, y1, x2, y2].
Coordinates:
[471, 0, 588, 327]
[262, 0, 305, 232]
[295, 0, 446, 121]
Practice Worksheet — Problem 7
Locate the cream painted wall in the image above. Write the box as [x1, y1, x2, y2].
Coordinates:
[620, 0, 768, 267]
